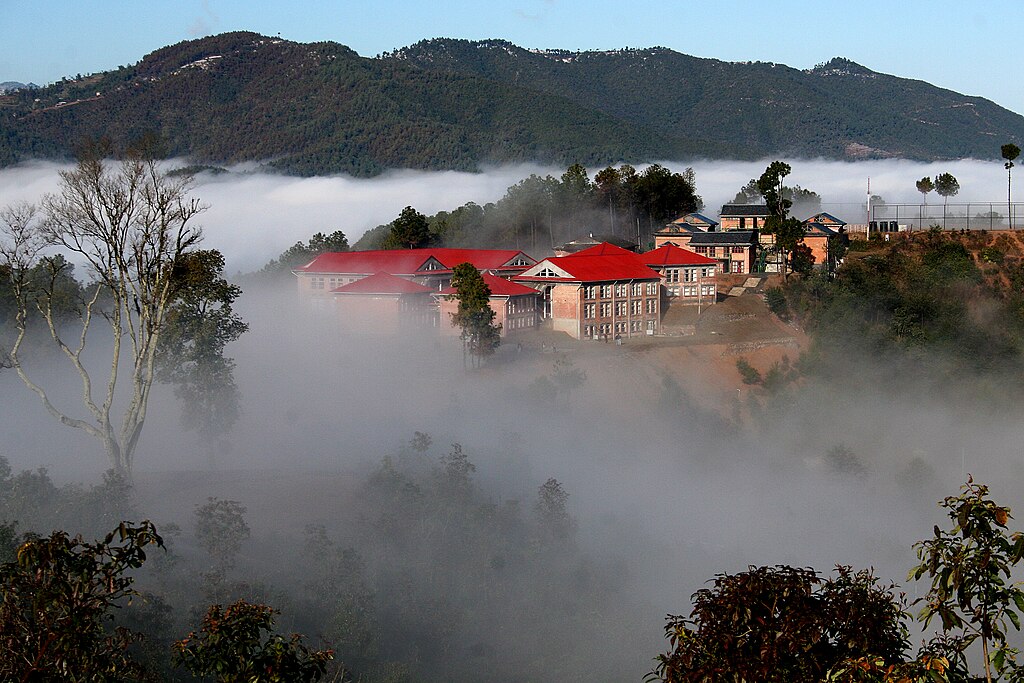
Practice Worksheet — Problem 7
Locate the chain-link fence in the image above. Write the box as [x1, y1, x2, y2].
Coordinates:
[867, 202, 1024, 231]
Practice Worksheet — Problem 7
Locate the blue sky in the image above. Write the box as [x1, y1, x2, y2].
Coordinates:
[3, 0, 1023, 117]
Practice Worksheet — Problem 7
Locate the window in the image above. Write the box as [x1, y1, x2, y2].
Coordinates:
[669, 286, 679, 297]
[584, 303, 596, 319]
[600, 302, 611, 317]
[615, 301, 627, 316]
[733, 260, 744, 274]
[599, 323, 611, 336]
[508, 256, 533, 266]
[615, 322, 627, 334]
[422, 259, 444, 271]
[647, 319, 656, 331]
[584, 325, 595, 338]
[632, 282, 643, 296]
[311, 277, 325, 290]
[683, 268, 695, 282]
[632, 300, 642, 315]
[536, 267, 559, 278]
[615, 283, 627, 297]
[646, 282, 657, 295]
[695, 246, 708, 255]
[666, 269, 679, 283]
[646, 299, 657, 314]
[732, 246, 745, 254]
[701, 285, 714, 296]
[600, 284, 612, 298]
[584, 285, 597, 299]
[683, 285, 697, 297]
[631, 320, 642, 332]
[702, 267, 715, 278]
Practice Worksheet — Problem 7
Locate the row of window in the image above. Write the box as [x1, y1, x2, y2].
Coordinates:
[693, 246, 748, 256]
[583, 319, 657, 337]
[582, 282, 658, 299]
[507, 298, 535, 313]
[582, 299, 657, 319]
[664, 267, 716, 282]
[506, 315, 534, 330]
[667, 285, 716, 297]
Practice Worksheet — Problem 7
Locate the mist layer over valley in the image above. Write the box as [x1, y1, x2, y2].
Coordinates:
[2, 157, 1024, 680]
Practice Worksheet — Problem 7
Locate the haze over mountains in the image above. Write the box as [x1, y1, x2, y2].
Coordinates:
[1, 31, 1021, 176]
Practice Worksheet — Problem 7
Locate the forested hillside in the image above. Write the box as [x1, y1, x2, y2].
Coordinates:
[1, 32, 1022, 175]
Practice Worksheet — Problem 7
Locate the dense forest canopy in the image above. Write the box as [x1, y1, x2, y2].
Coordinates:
[2, 33, 1022, 175]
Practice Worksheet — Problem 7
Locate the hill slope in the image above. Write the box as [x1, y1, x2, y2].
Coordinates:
[1, 33, 1021, 175]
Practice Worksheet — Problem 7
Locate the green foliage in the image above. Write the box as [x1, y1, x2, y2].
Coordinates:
[174, 599, 334, 682]
[764, 286, 791, 319]
[261, 230, 349, 276]
[158, 249, 248, 442]
[736, 357, 763, 384]
[534, 478, 576, 545]
[0, 521, 164, 681]
[934, 172, 960, 204]
[194, 497, 250, 576]
[382, 207, 432, 250]
[909, 477, 1024, 682]
[448, 262, 500, 367]
[916, 176, 935, 202]
[6, 34, 1020, 172]
[650, 565, 910, 683]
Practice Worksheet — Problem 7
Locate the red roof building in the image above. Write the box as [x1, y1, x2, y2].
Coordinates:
[328, 272, 436, 333]
[436, 272, 540, 336]
[641, 245, 719, 304]
[514, 252, 662, 340]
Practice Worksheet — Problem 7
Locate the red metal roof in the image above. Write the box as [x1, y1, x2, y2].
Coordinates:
[296, 248, 535, 275]
[331, 272, 433, 295]
[516, 255, 661, 283]
[641, 245, 718, 267]
[438, 272, 540, 297]
[565, 242, 638, 258]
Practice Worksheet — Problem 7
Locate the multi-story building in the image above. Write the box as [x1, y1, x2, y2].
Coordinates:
[719, 204, 770, 231]
[641, 245, 718, 303]
[436, 272, 541, 336]
[687, 231, 758, 274]
[514, 253, 662, 340]
[653, 212, 718, 249]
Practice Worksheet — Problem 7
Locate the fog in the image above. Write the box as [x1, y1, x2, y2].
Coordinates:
[2, 156, 1024, 680]
[1, 156, 1014, 271]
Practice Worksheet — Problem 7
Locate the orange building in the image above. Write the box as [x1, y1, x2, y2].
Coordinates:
[640, 245, 718, 303]
[514, 249, 662, 340]
[436, 272, 540, 336]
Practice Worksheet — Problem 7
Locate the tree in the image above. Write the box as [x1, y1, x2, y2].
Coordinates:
[732, 178, 762, 204]
[0, 143, 205, 477]
[0, 521, 164, 680]
[261, 230, 349, 276]
[157, 250, 248, 451]
[534, 478, 576, 545]
[934, 173, 960, 207]
[448, 262, 500, 368]
[650, 565, 910, 683]
[909, 477, 1024, 683]
[1002, 144, 1020, 228]
[382, 206, 431, 249]
[194, 497, 250, 578]
[756, 161, 807, 275]
[916, 176, 935, 205]
[174, 600, 334, 683]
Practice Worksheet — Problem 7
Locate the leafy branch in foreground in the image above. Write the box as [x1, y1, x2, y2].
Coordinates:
[910, 476, 1024, 683]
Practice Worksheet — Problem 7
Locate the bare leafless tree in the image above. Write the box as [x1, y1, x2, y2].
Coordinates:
[0, 150, 204, 477]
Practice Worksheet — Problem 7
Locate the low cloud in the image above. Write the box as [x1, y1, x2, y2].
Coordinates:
[0, 156, 1011, 273]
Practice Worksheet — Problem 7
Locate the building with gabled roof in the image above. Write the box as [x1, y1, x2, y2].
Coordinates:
[514, 252, 661, 340]
[329, 272, 436, 332]
[554, 235, 638, 256]
[564, 241, 639, 258]
[801, 214, 844, 266]
[653, 212, 717, 249]
[436, 272, 540, 337]
[294, 248, 537, 301]
[641, 245, 718, 303]
[719, 204, 770, 231]
[687, 230, 758, 274]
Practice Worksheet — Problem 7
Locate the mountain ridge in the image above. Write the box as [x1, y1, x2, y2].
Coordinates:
[0, 32, 1020, 176]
